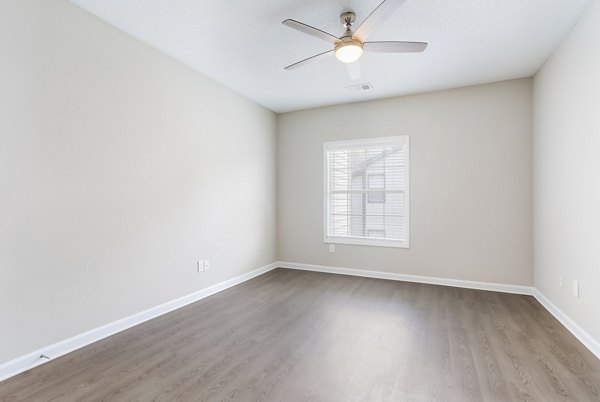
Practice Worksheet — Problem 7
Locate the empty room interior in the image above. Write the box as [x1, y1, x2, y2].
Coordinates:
[1, 0, 600, 400]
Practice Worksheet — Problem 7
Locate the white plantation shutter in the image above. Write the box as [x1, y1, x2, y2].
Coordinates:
[324, 136, 409, 248]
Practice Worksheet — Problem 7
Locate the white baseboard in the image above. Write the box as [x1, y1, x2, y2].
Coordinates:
[0, 262, 279, 382]
[532, 289, 600, 360]
[277, 261, 534, 295]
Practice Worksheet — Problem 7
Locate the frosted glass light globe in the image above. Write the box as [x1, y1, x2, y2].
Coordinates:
[335, 41, 364, 63]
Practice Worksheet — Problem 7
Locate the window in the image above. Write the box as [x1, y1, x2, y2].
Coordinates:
[324, 136, 409, 248]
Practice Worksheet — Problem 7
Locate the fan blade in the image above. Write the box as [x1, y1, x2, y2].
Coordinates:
[346, 61, 362, 81]
[364, 41, 428, 53]
[284, 50, 334, 70]
[282, 19, 340, 44]
[354, 0, 408, 40]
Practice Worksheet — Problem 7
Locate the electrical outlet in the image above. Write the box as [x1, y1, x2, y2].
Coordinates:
[559, 274, 564, 288]
[329, 244, 335, 253]
[197, 259, 210, 272]
[573, 280, 579, 297]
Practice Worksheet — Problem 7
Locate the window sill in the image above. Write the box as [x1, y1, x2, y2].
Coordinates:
[324, 236, 409, 249]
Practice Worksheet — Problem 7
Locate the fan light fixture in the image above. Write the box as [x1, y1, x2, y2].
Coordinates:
[335, 40, 364, 63]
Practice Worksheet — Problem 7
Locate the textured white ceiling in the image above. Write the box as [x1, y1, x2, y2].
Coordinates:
[70, 0, 590, 113]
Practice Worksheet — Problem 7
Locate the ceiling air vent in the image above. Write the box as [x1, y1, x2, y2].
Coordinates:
[346, 83, 373, 92]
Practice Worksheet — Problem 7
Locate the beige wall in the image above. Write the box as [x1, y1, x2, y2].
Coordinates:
[278, 79, 533, 286]
[533, 1, 600, 342]
[0, 0, 277, 363]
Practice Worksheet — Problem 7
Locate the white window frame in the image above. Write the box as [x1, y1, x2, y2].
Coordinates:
[323, 136, 410, 248]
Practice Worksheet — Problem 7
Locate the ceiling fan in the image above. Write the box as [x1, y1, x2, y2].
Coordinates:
[282, 0, 427, 74]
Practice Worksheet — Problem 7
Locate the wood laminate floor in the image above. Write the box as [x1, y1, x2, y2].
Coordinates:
[1, 268, 599, 401]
